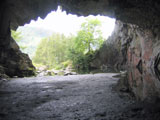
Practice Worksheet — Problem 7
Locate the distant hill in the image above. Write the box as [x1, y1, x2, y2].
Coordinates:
[17, 26, 54, 58]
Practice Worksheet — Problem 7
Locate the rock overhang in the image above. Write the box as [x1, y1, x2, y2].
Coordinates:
[1, 0, 160, 29]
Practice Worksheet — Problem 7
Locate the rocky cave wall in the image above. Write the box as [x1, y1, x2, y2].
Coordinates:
[92, 20, 160, 100]
[0, 1, 36, 77]
[91, 21, 125, 70]
[123, 22, 160, 101]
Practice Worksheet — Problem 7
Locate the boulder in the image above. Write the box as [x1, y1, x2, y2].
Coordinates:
[37, 66, 48, 72]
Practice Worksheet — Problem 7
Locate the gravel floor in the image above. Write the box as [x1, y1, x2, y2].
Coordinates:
[0, 73, 139, 120]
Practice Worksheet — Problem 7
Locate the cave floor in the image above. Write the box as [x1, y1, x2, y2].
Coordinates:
[0, 73, 151, 120]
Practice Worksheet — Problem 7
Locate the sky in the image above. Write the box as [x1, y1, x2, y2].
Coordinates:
[25, 7, 115, 39]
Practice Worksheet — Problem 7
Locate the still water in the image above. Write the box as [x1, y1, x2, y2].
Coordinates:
[127, 66, 160, 101]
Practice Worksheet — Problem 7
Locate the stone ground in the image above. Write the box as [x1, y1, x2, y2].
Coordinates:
[0, 73, 158, 120]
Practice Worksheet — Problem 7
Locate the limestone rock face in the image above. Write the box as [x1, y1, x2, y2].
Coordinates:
[91, 20, 160, 100]
[0, 1, 36, 78]
[0, 37, 35, 77]
[92, 19, 160, 71]
[91, 21, 126, 70]
[123, 23, 160, 100]
[113, 21, 160, 73]
[115, 21, 160, 100]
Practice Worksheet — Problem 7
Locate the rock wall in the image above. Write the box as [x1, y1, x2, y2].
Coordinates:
[93, 19, 160, 73]
[0, 38, 35, 77]
[91, 21, 126, 70]
[92, 20, 160, 100]
[125, 23, 160, 101]
[0, 1, 35, 78]
[103, 20, 160, 101]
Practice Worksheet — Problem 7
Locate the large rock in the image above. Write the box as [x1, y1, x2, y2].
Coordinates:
[91, 21, 125, 70]
[118, 21, 160, 101]
[92, 20, 160, 100]
[0, 38, 35, 77]
[0, 1, 36, 77]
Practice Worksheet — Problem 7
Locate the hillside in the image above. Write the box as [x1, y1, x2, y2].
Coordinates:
[17, 26, 54, 58]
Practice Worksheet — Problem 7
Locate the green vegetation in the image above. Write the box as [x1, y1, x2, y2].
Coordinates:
[11, 27, 53, 58]
[11, 30, 27, 51]
[68, 18, 104, 72]
[14, 18, 105, 73]
[32, 33, 74, 69]
[74, 18, 104, 53]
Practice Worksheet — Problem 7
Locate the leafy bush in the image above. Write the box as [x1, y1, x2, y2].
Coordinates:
[62, 60, 72, 69]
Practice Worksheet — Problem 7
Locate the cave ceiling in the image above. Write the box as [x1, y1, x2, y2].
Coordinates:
[1, 0, 160, 29]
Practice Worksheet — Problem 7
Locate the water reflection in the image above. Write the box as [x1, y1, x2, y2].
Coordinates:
[127, 66, 160, 101]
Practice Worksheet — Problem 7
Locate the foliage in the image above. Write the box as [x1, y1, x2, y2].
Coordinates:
[11, 30, 27, 51]
[69, 51, 95, 73]
[62, 60, 72, 68]
[32, 33, 75, 69]
[33, 18, 104, 72]
[74, 18, 104, 54]
[11, 30, 22, 42]
[68, 18, 104, 72]
[17, 26, 54, 58]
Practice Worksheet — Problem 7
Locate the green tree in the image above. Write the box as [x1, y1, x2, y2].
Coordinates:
[69, 18, 104, 72]
[33, 33, 75, 69]
[32, 38, 48, 65]
[75, 18, 104, 54]
[11, 30, 22, 42]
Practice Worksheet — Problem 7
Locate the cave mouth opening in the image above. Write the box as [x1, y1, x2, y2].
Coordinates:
[11, 6, 115, 76]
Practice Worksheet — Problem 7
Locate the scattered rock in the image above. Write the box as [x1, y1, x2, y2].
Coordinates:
[0, 73, 9, 84]
[36, 67, 77, 77]
[37, 66, 48, 72]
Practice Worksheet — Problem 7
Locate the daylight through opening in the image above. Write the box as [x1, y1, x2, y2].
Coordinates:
[11, 6, 115, 76]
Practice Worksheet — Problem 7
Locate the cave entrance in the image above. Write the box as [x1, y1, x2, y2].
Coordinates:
[11, 6, 115, 76]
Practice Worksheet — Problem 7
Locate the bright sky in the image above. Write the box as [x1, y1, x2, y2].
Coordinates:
[25, 7, 115, 39]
